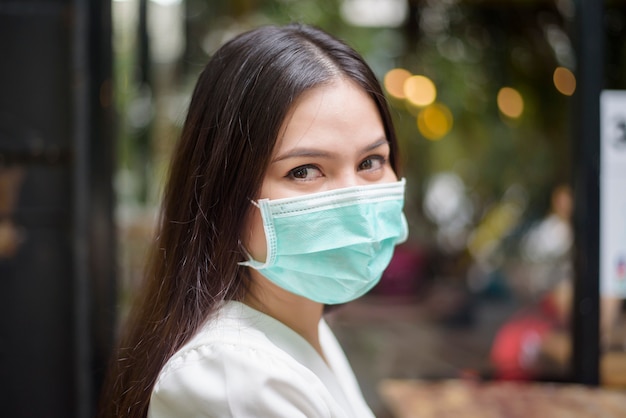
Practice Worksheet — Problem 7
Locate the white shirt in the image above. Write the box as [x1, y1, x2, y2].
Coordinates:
[148, 301, 375, 418]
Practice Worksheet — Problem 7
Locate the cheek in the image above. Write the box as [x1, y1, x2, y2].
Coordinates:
[381, 166, 399, 183]
[242, 206, 267, 263]
[385, 168, 399, 181]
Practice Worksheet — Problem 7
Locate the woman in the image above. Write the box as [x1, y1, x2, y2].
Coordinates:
[99, 23, 408, 417]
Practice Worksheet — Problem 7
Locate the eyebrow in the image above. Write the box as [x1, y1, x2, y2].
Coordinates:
[272, 137, 389, 163]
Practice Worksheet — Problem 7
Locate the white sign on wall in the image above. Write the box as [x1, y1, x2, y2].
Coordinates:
[600, 90, 626, 298]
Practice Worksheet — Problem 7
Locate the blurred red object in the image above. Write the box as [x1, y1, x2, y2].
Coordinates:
[374, 244, 426, 296]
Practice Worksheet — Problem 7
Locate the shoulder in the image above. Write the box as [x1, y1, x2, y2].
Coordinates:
[148, 304, 341, 418]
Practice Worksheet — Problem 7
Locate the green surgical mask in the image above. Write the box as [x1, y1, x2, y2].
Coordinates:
[239, 179, 408, 304]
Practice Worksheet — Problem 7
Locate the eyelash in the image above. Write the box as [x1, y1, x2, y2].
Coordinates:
[359, 155, 387, 171]
[285, 155, 388, 180]
[286, 164, 321, 181]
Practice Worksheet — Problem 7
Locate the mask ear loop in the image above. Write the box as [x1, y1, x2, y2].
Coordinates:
[238, 239, 254, 261]
[238, 197, 277, 269]
[238, 198, 263, 267]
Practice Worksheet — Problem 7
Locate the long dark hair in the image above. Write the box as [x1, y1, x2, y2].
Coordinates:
[98, 23, 399, 417]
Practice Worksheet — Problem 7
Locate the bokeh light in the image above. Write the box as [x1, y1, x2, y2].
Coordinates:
[497, 87, 524, 118]
[417, 103, 453, 140]
[553, 66, 576, 96]
[384, 68, 412, 99]
[404, 75, 437, 107]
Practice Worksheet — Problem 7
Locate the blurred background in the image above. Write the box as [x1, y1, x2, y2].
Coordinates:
[1, 0, 626, 417]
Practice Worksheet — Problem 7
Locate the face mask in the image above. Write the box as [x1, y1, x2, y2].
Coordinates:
[239, 179, 408, 304]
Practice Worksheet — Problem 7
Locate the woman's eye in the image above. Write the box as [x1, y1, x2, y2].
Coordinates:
[358, 156, 386, 171]
[287, 165, 323, 180]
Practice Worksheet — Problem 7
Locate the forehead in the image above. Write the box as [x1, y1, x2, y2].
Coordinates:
[274, 78, 385, 153]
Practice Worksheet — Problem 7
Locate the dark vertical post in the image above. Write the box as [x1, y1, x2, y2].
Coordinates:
[73, 0, 116, 415]
[76, 0, 117, 414]
[0, 2, 76, 416]
[0, 0, 115, 416]
[136, 0, 152, 203]
[73, 0, 92, 415]
[571, 0, 603, 386]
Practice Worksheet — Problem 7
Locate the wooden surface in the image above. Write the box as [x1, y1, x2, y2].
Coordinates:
[379, 378, 626, 418]
[602, 351, 626, 387]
